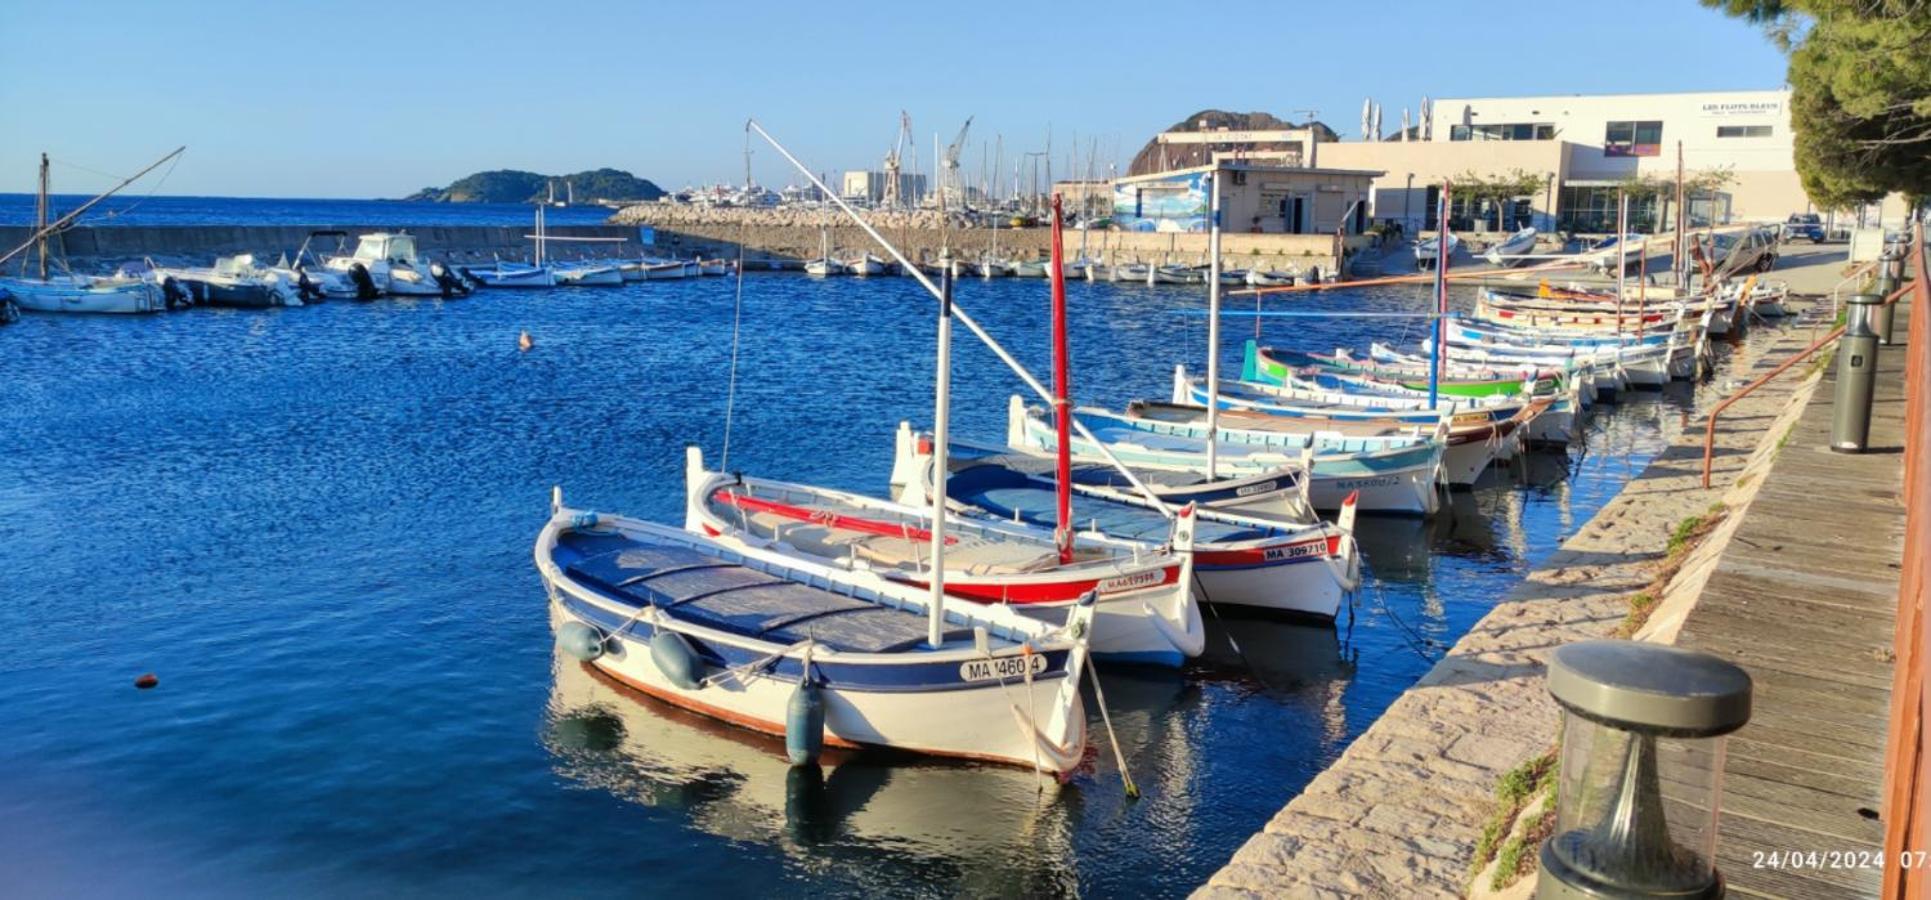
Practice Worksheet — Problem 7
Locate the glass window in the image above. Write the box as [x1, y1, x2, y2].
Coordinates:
[1455, 122, 1554, 141]
[1716, 125, 1772, 138]
[1605, 121, 1663, 157]
[1450, 125, 1471, 141]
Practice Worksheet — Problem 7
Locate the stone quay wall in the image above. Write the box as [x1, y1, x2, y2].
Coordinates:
[0, 224, 643, 270]
[608, 203, 1358, 269]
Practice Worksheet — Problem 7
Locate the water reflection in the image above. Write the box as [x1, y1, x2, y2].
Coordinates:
[545, 652, 1083, 894]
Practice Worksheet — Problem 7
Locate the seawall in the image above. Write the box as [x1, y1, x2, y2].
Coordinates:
[0, 224, 643, 268]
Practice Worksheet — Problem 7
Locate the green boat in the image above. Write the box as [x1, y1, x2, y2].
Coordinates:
[1241, 341, 1560, 399]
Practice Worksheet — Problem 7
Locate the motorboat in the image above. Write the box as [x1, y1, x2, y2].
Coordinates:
[325, 232, 467, 297]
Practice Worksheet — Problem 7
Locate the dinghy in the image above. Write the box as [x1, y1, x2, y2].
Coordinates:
[1172, 364, 1579, 447]
[554, 262, 624, 286]
[536, 489, 1094, 772]
[1414, 233, 1460, 268]
[469, 260, 557, 288]
[0, 274, 164, 314]
[685, 449, 1203, 667]
[1245, 267, 1298, 287]
[1483, 227, 1537, 267]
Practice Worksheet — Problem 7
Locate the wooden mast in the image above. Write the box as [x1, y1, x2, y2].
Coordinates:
[1049, 195, 1074, 564]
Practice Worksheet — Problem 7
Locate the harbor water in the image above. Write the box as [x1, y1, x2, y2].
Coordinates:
[1, 257, 1692, 897]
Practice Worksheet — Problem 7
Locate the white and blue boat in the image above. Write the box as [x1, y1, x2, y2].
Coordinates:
[889, 424, 1361, 621]
[1004, 396, 1445, 516]
[468, 261, 556, 289]
[536, 488, 1095, 773]
[1171, 365, 1581, 447]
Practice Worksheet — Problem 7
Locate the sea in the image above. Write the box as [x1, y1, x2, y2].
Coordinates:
[0, 196, 1694, 898]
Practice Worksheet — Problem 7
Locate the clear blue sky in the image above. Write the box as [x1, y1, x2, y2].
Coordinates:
[0, 0, 1789, 198]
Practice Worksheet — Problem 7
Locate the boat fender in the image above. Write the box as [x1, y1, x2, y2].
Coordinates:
[556, 621, 606, 662]
[160, 276, 190, 310]
[348, 263, 380, 300]
[649, 630, 705, 690]
[786, 680, 826, 766]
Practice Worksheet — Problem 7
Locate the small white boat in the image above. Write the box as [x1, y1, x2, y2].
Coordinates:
[1150, 264, 1193, 285]
[325, 232, 466, 297]
[470, 261, 556, 288]
[554, 262, 624, 286]
[640, 259, 692, 280]
[1010, 259, 1049, 278]
[976, 258, 1012, 278]
[1245, 267, 1298, 287]
[1415, 233, 1461, 269]
[537, 489, 1094, 773]
[1111, 262, 1149, 282]
[845, 253, 884, 276]
[0, 274, 165, 314]
[804, 257, 848, 277]
[1483, 227, 1538, 267]
[279, 231, 373, 299]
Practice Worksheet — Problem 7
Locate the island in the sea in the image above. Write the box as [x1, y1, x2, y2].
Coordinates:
[403, 168, 665, 204]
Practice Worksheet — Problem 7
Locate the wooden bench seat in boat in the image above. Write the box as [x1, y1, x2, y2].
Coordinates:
[558, 531, 975, 653]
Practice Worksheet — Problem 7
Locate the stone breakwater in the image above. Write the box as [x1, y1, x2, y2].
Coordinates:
[606, 203, 1352, 268]
[0, 224, 641, 271]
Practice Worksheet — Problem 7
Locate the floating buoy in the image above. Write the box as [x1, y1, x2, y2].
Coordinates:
[786, 680, 826, 766]
[134, 672, 158, 689]
[650, 631, 704, 690]
[518, 330, 534, 352]
[556, 621, 606, 662]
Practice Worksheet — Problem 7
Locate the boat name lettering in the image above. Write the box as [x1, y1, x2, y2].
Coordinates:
[1336, 477, 1399, 488]
[960, 654, 1049, 682]
[1097, 570, 1165, 593]
[1234, 480, 1278, 497]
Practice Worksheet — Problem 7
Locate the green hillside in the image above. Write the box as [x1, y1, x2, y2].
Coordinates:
[404, 168, 665, 203]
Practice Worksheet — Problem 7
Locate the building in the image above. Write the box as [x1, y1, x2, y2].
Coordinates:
[1313, 88, 1905, 233]
[1110, 164, 1381, 235]
[839, 170, 928, 206]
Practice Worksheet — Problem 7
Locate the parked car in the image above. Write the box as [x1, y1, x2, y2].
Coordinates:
[1780, 213, 1826, 243]
[1709, 227, 1780, 277]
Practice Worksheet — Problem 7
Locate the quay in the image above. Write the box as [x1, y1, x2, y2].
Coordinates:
[1197, 241, 1927, 898]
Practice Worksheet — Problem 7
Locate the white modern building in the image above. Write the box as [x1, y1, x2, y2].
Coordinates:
[1312, 88, 1906, 233]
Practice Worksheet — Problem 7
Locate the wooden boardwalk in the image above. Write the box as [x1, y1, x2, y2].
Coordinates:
[1668, 301, 1915, 899]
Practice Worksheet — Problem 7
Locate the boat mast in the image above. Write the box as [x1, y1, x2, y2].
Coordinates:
[1616, 191, 1628, 338]
[37, 153, 49, 280]
[1428, 181, 1451, 409]
[1205, 166, 1223, 478]
[1049, 194, 1074, 564]
[1, 146, 186, 271]
[928, 168, 956, 648]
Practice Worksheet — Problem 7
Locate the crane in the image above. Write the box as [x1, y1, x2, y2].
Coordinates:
[940, 116, 973, 210]
[882, 111, 912, 209]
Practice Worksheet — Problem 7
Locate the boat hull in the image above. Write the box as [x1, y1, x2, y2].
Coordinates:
[1, 278, 163, 314]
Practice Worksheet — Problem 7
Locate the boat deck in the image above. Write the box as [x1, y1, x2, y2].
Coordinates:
[1662, 300, 1914, 899]
[556, 530, 981, 654]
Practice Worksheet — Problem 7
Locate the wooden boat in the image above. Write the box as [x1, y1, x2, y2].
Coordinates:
[536, 489, 1094, 773]
[554, 262, 624, 286]
[1170, 363, 1581, 446]
[1124, 399, 1541, 486]
[890, 426, 1361, 620]
[1149, 264, 1194, 285]
[1010, 258, 1049, 278]
[469, 261, 556, 288]
[684, 449, 1203, 667]
[844, 253, 885, 276]
[1246, 342, 1558, 399]
[1483, 227, 1538, 267]
[1245, 267, 1298, 287]
[1006, 397, 1445, 515]
[1110, 262, 1149, 282]
[2, 148, 182, 315]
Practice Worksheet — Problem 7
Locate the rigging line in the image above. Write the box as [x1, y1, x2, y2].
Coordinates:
[49, 157, 134, 183]
[98, 151, 183, 222]
[719, 126, 752, 472]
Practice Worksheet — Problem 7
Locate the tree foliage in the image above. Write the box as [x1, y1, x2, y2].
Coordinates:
[1453, 168, 1547, 204]
[1703, 0, 1931, 207]
[405, 168, 665, 204]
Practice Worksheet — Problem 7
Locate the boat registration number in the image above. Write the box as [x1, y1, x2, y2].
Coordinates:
[1336, 476, 1398, 489]
[1234, 480, 1278, 497]
[1263, 543, 1325, 562]
[960, 654, 1049, 683]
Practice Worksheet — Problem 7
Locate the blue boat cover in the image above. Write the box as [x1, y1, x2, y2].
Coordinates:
[944, 459, 1277, 545]
[558, 531, 968, 653]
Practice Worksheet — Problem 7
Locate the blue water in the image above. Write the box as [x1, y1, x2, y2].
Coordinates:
[0, 268, 1690, 898]
[0, 193, 622, 228]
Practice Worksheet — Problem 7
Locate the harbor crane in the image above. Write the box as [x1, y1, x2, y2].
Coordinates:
[882, 111, 912, 210]
[940, 116, 973, 210]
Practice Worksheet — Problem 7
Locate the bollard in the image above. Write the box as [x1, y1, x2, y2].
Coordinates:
[1830, 292, 1882, 452]
[1875, 250, 1907, 345]
[1537, 641, 1751, 900]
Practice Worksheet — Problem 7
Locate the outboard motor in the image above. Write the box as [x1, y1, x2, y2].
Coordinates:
[1306, 266, 1323, 286]
[347, 263, 380, 300]
[294, 266, 325, 303]
[160, 276, 192, 310]
[430, 262, 470, 298]
[456, 265, 486, 290]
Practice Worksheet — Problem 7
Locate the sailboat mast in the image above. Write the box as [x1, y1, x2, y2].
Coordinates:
[37, 153, 49, 280]
[1205, 167, 1223, 479]
[1, 146, 186, 271]
[1616, 191, 1628, 337]
[1049, 195, 1073, 564]
[927, 264, 955, 648]
[1428, 181, 1450, 409]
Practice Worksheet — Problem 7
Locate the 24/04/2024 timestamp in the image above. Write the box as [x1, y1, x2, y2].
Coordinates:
[1754, 850, 1930, 870]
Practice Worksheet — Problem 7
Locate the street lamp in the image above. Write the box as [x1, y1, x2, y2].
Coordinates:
[1403, 173, 1415, 235]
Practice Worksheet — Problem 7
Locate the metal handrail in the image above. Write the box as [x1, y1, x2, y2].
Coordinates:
[1701, 276, 1915, 488]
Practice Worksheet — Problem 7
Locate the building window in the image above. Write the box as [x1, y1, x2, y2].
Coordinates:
[1449, 123, 1554, 141]
[1604, 120, 1663, 157]
[1716, 125, 1772, 138]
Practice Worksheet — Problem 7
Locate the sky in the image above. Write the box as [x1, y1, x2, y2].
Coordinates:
[0, 0, 1792, 199]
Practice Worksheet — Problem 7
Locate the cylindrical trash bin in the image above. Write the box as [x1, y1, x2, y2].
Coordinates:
[1537, 641, 1752, 899]
[1831, 292, 1883, 452]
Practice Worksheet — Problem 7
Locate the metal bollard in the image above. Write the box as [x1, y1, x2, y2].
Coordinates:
[1830, 292, 1882, 452]
[1875, 250, 1906, 345]
[1537, 641, 1751, 899]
